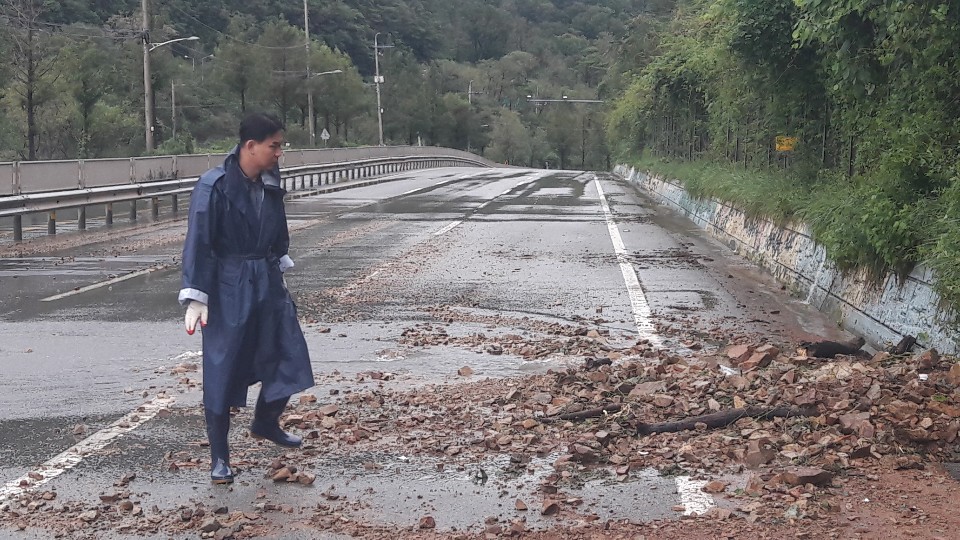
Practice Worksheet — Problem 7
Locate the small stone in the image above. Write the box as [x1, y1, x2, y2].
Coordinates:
[702, 480, 727, 493]
[200, 518, 222, 533]
[458, 366, 474, 376]
[652, 394, 674, 407]
[419, 516, 436, 529]
[515, 499, 528, 511]
[79, 510, 99, 522]
[271, 467, 294, 482]
[318, 404, 339, 416]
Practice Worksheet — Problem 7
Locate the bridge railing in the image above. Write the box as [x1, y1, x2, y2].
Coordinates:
[0, 146, 493, 243]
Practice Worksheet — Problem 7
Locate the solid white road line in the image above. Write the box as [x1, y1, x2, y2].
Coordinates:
[594, 174, 715, 516]
[40, 264, 172, 302]
[675, 476, 714, 516]
[593, 176, 662, 347]
[0, 393, 176, 504]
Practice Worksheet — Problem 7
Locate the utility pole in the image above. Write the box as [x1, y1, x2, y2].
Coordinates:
[141, 0, 154, 152]
[468, 80, 484, 104]
[374, 33, 384, 146]
[304, 0, 315, 147]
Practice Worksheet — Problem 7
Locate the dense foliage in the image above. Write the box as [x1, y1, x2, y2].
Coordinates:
[606, 0, 960, 317]
[0, 0, 642, 170]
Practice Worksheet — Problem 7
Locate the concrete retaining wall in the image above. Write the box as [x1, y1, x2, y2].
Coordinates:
[614, 165, 958, 355]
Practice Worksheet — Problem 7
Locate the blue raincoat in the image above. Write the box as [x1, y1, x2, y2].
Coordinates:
[179, 147, 314, 414]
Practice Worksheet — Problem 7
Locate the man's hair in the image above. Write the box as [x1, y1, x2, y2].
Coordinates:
[239, 112, 284, 143]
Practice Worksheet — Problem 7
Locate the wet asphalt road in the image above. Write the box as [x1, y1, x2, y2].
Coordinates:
[0, 167, 851, 538]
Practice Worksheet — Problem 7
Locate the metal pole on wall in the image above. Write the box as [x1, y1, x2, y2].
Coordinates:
[141, 0, 154, 152]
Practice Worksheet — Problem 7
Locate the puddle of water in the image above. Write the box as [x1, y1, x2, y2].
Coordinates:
[331, 452, 685, 531]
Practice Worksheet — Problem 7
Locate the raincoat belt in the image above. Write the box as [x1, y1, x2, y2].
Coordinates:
[219, 253, 279, 264]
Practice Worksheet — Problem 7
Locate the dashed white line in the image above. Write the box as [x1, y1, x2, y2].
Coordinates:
[432, 174, 538, 236]
[0, 393, 176, 504]
[434, 221, 462, 236]
[593, 176, 662, 347]
[40, 264, 173, 302]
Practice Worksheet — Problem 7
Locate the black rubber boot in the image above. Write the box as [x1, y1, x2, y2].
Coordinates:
[250, 393, 302, 448]
[204, 408, 234, 484]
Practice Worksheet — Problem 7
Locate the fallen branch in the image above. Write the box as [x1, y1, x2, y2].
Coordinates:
[798, 337, 865, 358]
[544, 404, 622, 423]
[635, 406, 817, 435]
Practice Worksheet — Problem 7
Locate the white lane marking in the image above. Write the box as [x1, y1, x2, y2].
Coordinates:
[593, 177, 662, 347]
[675, 476, 714, 516]
[40, 264, 173, 302]
[434, 221, 462, 236]
[0, 394, 176, 504]
[432, 174, 540, 237]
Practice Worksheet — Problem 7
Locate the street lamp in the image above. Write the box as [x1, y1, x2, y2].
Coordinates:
[306, 69, 343, 147]
[142, 31, 199, 152]
[200, 54, 215, 81]
[373, 33, 393, 146]
[148, 36, 199, 52]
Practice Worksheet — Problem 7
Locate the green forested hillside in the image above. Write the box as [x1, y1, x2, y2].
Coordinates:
[0, 0, 650, 170]
[604, 0, 960, 316]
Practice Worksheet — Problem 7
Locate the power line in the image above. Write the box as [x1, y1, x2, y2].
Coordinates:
[0, 15, 141, 40]
[166, 4, 303, 50]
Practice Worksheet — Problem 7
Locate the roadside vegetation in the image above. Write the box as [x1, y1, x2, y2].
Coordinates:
[606, 0, 960, 315]
[0, 0, 630, 170]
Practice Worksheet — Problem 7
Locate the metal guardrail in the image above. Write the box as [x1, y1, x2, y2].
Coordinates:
[0, 146, 493, 243]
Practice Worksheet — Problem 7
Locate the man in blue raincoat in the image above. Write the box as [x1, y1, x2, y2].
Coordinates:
[179, 112, 314, 484]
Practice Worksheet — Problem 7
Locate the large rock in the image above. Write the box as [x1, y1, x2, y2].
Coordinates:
[781, 467, 835, 487]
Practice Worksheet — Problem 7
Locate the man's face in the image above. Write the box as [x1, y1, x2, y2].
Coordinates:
[245, 131, 285, 174]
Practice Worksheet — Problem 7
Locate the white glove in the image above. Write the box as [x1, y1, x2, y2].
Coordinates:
[184, 301, 208, 335]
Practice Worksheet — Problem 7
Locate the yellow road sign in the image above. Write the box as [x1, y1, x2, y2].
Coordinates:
[776, 136, 798, 152]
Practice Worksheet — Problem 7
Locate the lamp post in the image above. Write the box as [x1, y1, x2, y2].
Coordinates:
[374, 33, 384, 146]
[373, 33, 393, 146]
[306, 69, 342, 147]
[200, 54, 214, 81]
[140, 1, 198, 154]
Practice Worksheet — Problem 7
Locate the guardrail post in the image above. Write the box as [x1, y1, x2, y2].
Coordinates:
[129, 201, 137, 221]
[13, 216, 22, 242]
[47, 211, 56, 235]
[105, 203, 113, 225]
[78, 207, 86, 230]
[12, 161, 20, 195]
[151, 197, 159, 219]
[172, 194, 178, 213]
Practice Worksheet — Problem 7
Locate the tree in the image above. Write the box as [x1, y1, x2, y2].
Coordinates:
[1, 0, 62, 160]
[257, 19, 305, 126]
[215, 15, 265, 113]
[544, 105, 578, 169]
[487, 109, 530, 165]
